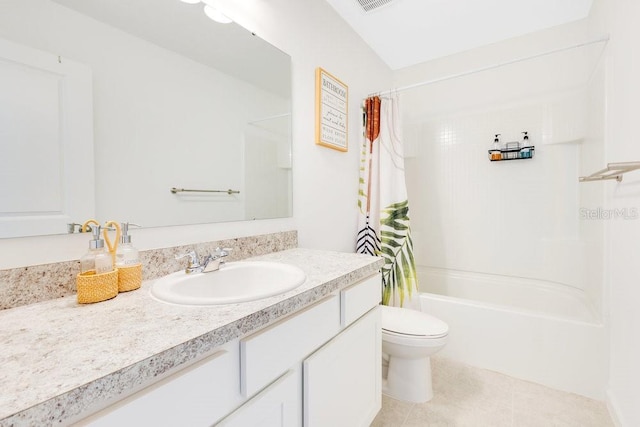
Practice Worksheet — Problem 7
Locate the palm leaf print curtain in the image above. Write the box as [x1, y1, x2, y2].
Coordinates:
[357, 94, 418, 307]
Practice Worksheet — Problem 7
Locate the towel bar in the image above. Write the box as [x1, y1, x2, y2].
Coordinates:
[170, 187, 240, 195]
[579, 162, 640, 183]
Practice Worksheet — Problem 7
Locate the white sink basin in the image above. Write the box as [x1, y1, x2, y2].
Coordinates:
[150, 261, 307, 305]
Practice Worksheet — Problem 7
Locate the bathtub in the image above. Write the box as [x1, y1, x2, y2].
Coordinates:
[417, 266, 608, 399]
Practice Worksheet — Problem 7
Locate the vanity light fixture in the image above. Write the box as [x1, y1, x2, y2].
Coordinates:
[179, 0, 233, 24]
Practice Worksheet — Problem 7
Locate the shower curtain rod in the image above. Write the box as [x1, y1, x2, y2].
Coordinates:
[369, 35, 610, 97]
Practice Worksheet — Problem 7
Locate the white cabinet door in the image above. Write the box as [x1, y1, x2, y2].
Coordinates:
[217, 368, 301, 427]
[241, 294, 340, 397]
[303, 307, 381, 427]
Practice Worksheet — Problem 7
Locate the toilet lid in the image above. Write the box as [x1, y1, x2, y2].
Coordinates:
[381, 305, 449, 337]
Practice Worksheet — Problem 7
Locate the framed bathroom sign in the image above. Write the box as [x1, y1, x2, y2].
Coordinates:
[315, 67, 348, 151]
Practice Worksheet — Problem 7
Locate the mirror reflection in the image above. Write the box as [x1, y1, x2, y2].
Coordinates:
[0, 0, 292, 239]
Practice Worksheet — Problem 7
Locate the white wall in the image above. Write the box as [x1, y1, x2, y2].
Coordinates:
[589, 0, 640, 425]
[0, 0, 393, 268]
[218, 0, 394, 253]
[395, 20, 607, 315]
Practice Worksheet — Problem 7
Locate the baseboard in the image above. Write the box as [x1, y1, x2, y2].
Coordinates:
[606, 389, 625, 427]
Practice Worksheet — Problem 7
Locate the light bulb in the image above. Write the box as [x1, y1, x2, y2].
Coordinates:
[203, 5, 232, 23]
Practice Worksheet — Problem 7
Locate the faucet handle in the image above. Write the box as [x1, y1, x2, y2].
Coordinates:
[215, 247, 232, 257]
[66, 223, 83, 234]
[176, 251, 199, 267]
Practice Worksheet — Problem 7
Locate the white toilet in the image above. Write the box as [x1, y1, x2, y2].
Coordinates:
[381, 305, 449, 403]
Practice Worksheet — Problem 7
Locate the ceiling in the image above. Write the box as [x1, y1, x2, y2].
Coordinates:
[324, 0, 594, 70]
[52, 0, 291, 97]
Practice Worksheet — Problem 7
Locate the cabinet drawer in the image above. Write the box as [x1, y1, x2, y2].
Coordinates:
[240, 294, 340, 397]
[341, 274, 381, 327]
[79, 341, 241, 426]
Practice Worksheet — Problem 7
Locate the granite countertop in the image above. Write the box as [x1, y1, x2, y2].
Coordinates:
[0, 248, 383, 426]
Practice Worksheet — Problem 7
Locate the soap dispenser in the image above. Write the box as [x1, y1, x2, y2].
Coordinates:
[115, 222, 143, 292]
[520, 131, 530, 158]
[80, 225, 114, 275]
[115, 223, 140, 267]
[490, 134, 502, 161]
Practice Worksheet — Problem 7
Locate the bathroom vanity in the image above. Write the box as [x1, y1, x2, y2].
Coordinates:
[0, 248, 383, 426]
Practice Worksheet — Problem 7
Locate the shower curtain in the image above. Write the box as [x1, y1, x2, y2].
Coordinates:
[356, 94, 418, 308]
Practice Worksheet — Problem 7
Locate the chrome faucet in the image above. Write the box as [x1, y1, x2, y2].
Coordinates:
[175, 248, 231, 274]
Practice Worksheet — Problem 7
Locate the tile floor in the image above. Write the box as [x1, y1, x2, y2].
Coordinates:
[371, 356, 614, 427]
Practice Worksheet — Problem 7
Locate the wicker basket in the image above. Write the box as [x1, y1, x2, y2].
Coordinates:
[118, 264, 142, 292]
[76, 269, 118, 304]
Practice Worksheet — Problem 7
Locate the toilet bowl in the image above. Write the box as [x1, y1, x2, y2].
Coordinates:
[381, 305, 449, 403]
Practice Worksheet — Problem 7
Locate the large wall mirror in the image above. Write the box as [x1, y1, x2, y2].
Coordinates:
[0, 0, 292, 239]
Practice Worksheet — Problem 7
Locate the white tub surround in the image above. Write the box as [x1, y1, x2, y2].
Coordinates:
[0, 249, 383, 426]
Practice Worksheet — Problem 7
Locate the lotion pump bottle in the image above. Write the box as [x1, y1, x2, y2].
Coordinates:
[490, 134, 502, 160]
[115, 223, 140, 267]
[80, 225, 114, 274]
[520, 131, 530, 158]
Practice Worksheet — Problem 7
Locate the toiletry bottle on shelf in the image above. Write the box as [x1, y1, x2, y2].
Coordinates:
[520, 131, 530, 158]
[490, 134, 502, 161]
[116, 223, 140, 267]
[80, 225, 114, 274]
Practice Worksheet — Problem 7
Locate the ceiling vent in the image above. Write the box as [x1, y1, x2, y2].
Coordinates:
[356, 0, 395, 13]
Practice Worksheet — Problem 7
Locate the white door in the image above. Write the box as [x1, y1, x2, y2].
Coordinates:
[0, 37, 93, 238]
